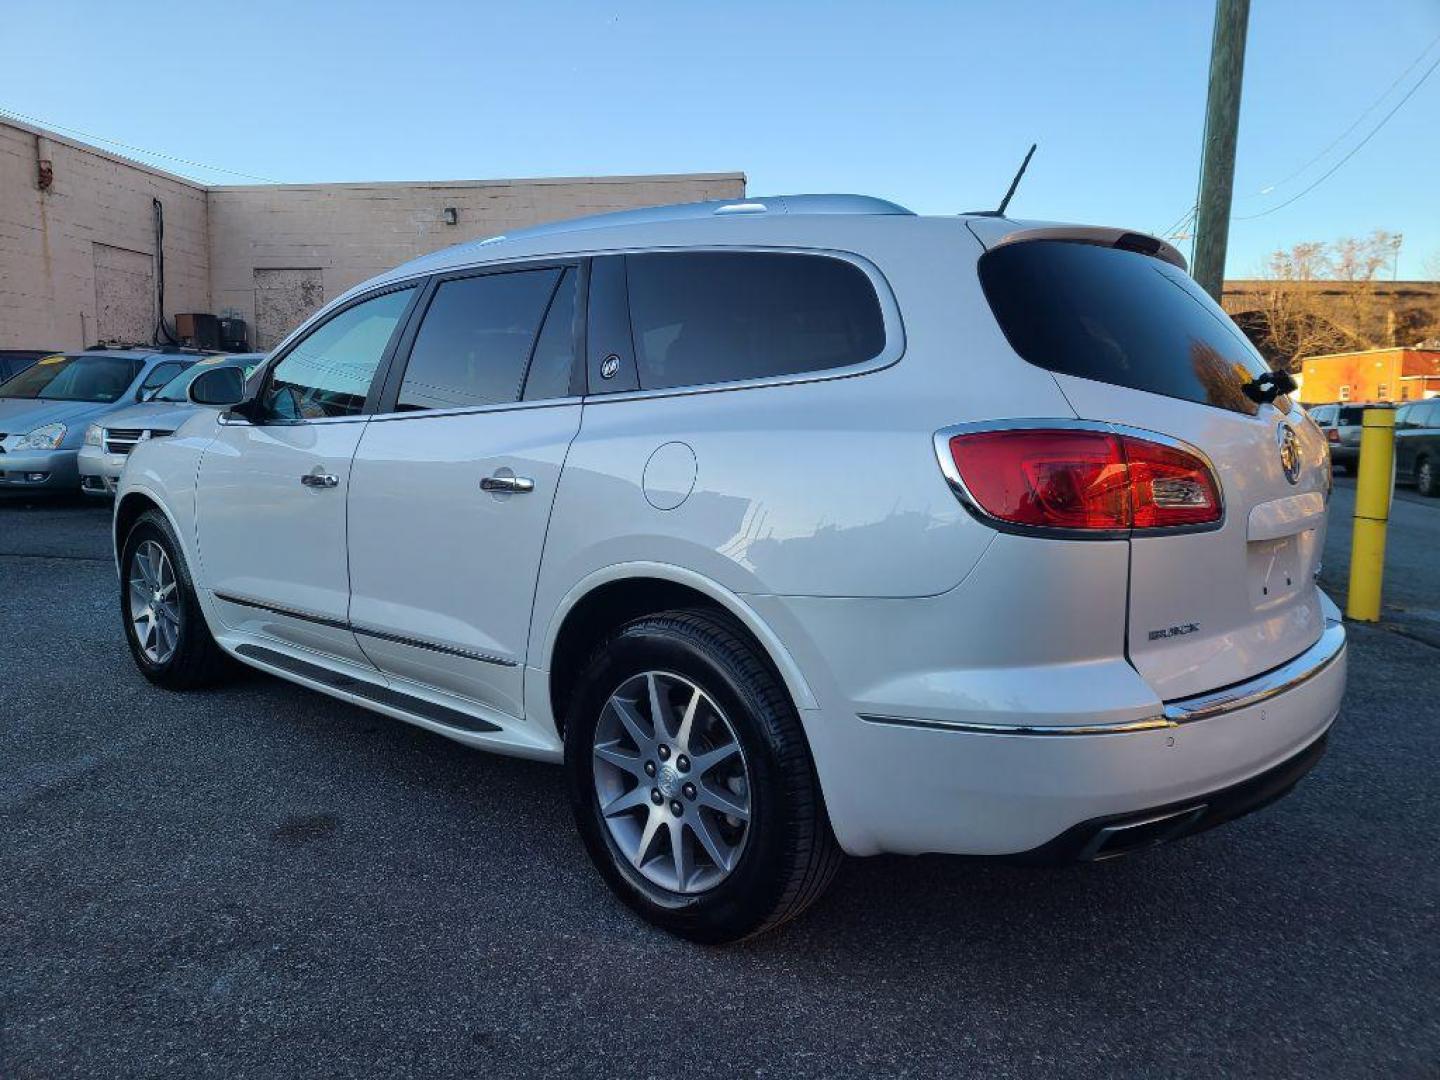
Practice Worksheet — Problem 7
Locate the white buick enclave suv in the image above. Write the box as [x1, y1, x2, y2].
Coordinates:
[114, 195, 1346, 942]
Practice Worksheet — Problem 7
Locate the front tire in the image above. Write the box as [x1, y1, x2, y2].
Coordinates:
[564, 609, 842, 944]
[120, 510, 232, 689]
[1417, 457, 1436, 497]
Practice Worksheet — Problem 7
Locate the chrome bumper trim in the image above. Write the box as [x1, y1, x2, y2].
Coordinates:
[1162, 619, 1347, 724]
[857, 620, 1346, 737]
[857, 713, 1173, 737]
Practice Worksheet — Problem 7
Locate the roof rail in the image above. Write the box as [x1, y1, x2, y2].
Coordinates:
[474, 194, 914, 248]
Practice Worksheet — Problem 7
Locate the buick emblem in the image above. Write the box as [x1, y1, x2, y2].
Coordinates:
[600, 354, 620, 380]
[1277, 423, 1301, 485]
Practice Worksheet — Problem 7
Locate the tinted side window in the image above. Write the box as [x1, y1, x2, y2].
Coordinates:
[1337, 406, 1367, 426]
[398, 269, 561, 411]
[625, 252, 886, 391]
[523, 267, 578, 401]
[264, 288, 416, 420]
[979, 241, 1272, 415]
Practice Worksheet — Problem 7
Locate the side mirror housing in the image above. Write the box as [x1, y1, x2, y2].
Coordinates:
[188, 365, 246, 407]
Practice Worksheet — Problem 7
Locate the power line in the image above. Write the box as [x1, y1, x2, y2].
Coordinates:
[1235, 49, 1440, 220]
[0, 104, 279, 183]
[1242, 29, 1440, 200]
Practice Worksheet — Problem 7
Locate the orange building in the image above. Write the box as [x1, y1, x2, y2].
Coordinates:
[1297, 347, 1440, 405]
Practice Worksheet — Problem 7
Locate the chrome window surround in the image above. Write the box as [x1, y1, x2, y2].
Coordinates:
[228, 246, 905, 423]
[932, 418, 1228, 541]
[857, 618, 1345, 737]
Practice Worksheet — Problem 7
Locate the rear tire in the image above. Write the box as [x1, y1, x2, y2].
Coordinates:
[564, 609, 842, 944]
[1417, 457, 1436, 497]
[120, 510, 232, 690]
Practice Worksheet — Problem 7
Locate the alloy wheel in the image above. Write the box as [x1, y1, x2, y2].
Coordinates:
[128, 539, 181, 664]
[591, 671, 752, 894]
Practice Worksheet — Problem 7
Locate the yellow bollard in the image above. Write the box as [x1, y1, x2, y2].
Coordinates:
[1345, 407, 1395, 622]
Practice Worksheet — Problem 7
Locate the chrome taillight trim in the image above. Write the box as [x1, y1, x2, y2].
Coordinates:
[932, 418, 1227, 540]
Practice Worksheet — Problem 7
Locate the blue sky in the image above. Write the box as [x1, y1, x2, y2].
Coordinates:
[2, 0, 1436, 278]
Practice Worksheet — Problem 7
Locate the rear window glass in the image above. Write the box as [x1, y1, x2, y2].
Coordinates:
[978, 240, 1272, 416]
[625, 252, 885, 391]
[1336, 406, 1367, 426]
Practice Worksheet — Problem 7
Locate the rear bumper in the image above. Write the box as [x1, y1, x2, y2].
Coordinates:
[1330, 444, 1358, 466]
[798, 620, 1346, 858]
[1013, 730, 1328, 862]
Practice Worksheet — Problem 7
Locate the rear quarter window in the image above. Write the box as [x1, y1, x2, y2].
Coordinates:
[624, 251, 886, 391]
[978, 240, 1272, 416]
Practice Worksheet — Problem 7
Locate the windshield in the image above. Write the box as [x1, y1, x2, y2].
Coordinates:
[979, 240, 1273, 416]
[0, 354, 143, 403]
[153, 359, 261, 402]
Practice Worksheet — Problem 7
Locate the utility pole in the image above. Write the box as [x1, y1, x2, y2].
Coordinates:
[1191, 0, 1251, 303]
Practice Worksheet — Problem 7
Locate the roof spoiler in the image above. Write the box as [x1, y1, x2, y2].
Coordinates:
[966, 221, 1188, 272]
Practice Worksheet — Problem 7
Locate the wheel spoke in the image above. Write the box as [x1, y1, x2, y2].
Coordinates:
[646, 672, 673, 739]
[593, 740, 646, 778]
[690, 810, 738, 873]
[608, 696, 652, 751]
[600, 784, 652, 818]
[157, 614, 177, 654]
[674, 687, 700, 753]
[670, 819, 693, 891]
[634, 807, 664, 868]
[689, 742, 741, 777]
[697, 784, 750, 822]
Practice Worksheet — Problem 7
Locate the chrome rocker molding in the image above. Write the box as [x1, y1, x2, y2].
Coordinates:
[214, 591, 516, 667]
[859, 619, 1346, 736]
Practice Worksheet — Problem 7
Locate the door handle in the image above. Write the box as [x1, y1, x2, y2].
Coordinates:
[480, 474, 534, 494]
[301, 471, 340, 489]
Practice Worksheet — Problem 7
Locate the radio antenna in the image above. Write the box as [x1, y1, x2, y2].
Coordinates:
[996, 143, 1038, 216]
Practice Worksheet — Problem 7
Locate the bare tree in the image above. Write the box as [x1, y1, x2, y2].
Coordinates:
[1233, 232, 1432, 370]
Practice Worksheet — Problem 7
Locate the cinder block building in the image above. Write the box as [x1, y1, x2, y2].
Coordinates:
[0, 116, 745, 351]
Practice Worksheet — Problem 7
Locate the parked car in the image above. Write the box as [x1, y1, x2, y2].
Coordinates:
[0, 349, 63, 383]
[0, 349, 212, 492]
[1305, 402, 1372, 473]
[78, 353, 267, 496]
[1394, 398, 1440, 496]
[112, 196, 1345, 942]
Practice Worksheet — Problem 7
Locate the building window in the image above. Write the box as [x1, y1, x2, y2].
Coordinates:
[1378, 383, 1389, 400]
[1338, 385, 1351, 401]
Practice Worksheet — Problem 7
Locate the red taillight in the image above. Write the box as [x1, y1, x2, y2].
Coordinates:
[1325, 428, 1340, 443]
[945, 428, 1221, 533]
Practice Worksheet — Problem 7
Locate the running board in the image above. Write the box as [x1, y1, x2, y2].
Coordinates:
[235, 643, 501, 734]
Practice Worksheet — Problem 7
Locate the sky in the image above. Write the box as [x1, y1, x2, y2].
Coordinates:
[2, 0, 1437, 279]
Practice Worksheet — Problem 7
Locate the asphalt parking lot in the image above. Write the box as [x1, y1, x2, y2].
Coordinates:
[3, 482, 1438, 1079]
